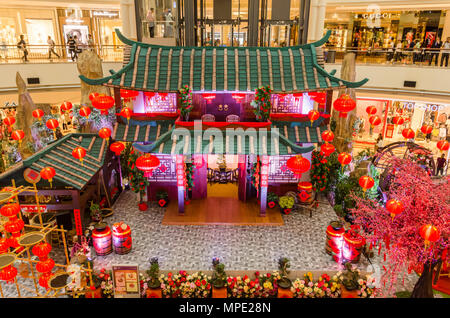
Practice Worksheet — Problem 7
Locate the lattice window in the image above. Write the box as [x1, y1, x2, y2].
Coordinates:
[270, 95, 303, 114]
[148, 154, 176, 182]
[144, 93, 178, 113]
[268, 155, 298, 183]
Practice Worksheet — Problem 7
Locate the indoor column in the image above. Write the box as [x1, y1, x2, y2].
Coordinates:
[307, 0, 318, 42]
[120, 0, 138, 40]
[315, 0, 327, 41]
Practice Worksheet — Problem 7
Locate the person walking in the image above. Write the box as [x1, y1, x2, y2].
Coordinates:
[436, 153, 447, 176]
[440, 37, 450, 67]
[47, 36, 60, 60]
[429, 37, 441, 66]
[67, 35, 76, 61]
[146, 8, 155, 38]
[17, 35, 28, 62]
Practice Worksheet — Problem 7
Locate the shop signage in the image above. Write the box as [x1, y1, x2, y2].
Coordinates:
[66, 18, 84, 24]
[2, 102, 17, 107]
[356, 13, 392, 20]
[112, 264, 140, 298]
[93, 11, 119, 18]
[20, 205, 48, 213]
[402, 102, 445, 112]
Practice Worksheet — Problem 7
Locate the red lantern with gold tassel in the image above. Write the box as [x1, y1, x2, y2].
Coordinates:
[0, 265, 18, 284]
[358, 176, 374, 197]
[98, 128, 111, 143]
[392, 116, 404, 125]
[40, 167, 56, 188]
[72, 147, 87, 166]
[369, 115, 381, 127]
[0, 203, 20, 219]
[60, 101, 73, 113]
[366, 106, 377, 115]
[110, 142, 125, 156]
[79, 106, 92, 120]
[11, 130, 25, 145]
[437, 140, 449, 152]
[419, 224, 440, 249]
[92, 95, 115, 115]
[420, 125, 433, 135]
[402, 128, 415, 141]
[338, 152, 352, 172]
[286, 154, 311, 179]
[136, 154, 161, 178]
[333, 94, 356, 118]
[321, 130, 334, 143]
[119, 107, 133, 124]
[308, 110, 320, 127]
[386, 199, 404, 220]
[320, 143, 335, 157]
[3, 116, 15, 132]
[46, 118, 59, 139]
[32, 109, 44, 121]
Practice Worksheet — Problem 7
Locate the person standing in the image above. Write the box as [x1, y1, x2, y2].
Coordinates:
[87, 34, 94, 51]
[146, 8, 155, 38]
[429, 37, 441, 66]
[17, 35, 28, 62]
[394, 40, 403, 62]
[164, 9, 173, 38]
[47, 36, 60, 60]
[440, 37, 450, 67]
[413, 39, 421, 64]
[436, 153, 447, 176]
[67, 36, 76, 61]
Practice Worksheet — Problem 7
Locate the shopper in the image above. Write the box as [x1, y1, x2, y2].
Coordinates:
[164, 9, 173, 38]
[67, 36, 76, 61]
[440, 37, 450, 67]
[375, 134, 384, 152]
[429, 37, 441, 66]
[47, 36, 60, 60]
[74, 35, 82, 55]
[0, 38, 7, 60]
[386, 38, 395, 62]
[146, 8, 155, 38]
[393, 40, 403, 62]
[413, 40, 421, 64]
[87, 34, 94, 51]
[436, 153, 447, 176]
[17, 35, 28, 62]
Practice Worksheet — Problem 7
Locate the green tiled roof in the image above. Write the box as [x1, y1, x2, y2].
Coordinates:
[0, 133, 107, 190]
[111, 120, 175, 142]
[80, 29, 368, 93]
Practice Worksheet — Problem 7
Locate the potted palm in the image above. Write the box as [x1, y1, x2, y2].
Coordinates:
[277, 257, 293, 297]
[267, 192, 278, 209]
[156, 190, 169, 207]
[279, 196, 294, 215]
[211, 258, 227, 298]
[145, 257, 162, 298]
[89, 201, 102, 223]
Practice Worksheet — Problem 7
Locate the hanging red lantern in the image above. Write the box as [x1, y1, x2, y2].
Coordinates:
[120, 107, 133, 124]
[286, 154, 311, 179]
[313, 92, 326, 105]
[333, 94, 356, 118]
[437, 140, 450, 152]
[36, 258, 55, 273]
[11, 130, 25, 145]
[4, 218, 24, 235]
[420, 125, 433, 135]
[320, 143, 335, 157]
[46, 118, 59, 139]
[369, 115, 381, 127]
[0, 203, 20, 218]
[72, 147, 87, 166]
[392, 116, 405, 125]
[92, 95, 115, 115]
[38, 272, 54, 289]
[419, 224, 440, 248]
[110, 142, 125, 156]
[120, 89, 139, 103]
[60, 101, 73, 113]
[359, 176, 374, 196]
[32, 109, 44, 121]
[366, 106, 377, 115]
[307, 92, 318, 99]
[402, 128, 415, 140]
[40, 167, 56, 188]
[0, 265, 18, 283]
[321, 130, 334, 143]
[308, 110, 320, 127]
[386, 199, 404, 220]
[0, 238, 9, 254]
[32, 242, 52, 260]
[98, 127, 111, 142]
[338, 152, 352, 171]
[3, 116, 15, 128]
[203, 93, 216, 103]
[136, 153, 161, 178]
[89, 92, 99, 101]
[79, 106, 92, 119]
[232, 93, 245, 103]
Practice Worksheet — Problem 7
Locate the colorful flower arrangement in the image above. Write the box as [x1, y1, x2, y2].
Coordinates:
[336, 268, 377, 298]
[291, 272, 341, 298]
[185, 161, 195, 202]
[279, 196, 295, 215]
[156, 190, 169, 207]
[250, 86, 272, 122]
[92, 268, 114, 298]
[267, 192, 279, 209]
[310, 150, 331, 192]
[227, 271, 281, 298]
[159, 271, 212, 298]
[127, 148, 149, 203]
[178, 85, 193, 120]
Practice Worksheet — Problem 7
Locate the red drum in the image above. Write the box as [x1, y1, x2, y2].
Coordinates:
[325, 222, 345, 257]
[343, 232, 366, 264]
[298, 182, 313, 205]
[92, 225, 112, 256]
[112, 223, 132, 255]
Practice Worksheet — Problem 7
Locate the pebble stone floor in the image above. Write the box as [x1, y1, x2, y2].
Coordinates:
[1, 190, 419, 298]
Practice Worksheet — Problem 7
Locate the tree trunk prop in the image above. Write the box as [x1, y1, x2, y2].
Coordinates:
[411, 260, 439, 298]
[331, 53, 357, 154]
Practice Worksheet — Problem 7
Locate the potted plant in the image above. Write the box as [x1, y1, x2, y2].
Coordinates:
[279, 196, 294, 215]
[89, 201, 101, 223]
[127, 148, 149, 210]
[338, 263, 361, 298]
[277, 257, 293, 297]
[250, 86, 272, 122]
[146, 257, 162, 298]
[211, 258, 227, 298]
[178, 85, 193, 121]
[267, 192, 278, 209]
[156, 190, 169, 207]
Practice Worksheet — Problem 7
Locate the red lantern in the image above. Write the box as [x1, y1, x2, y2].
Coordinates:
[11, 130, 25, 145]
[136, 153, 161, 178]
[36, 258, 55, 273]
[4, 218, 24, 235]
[60, 101, 73, 113]
[369, 115, 381, 127]
[286, 154, 311, 179]
[333, 94, 356, 118]
[92, 95, 115, 115]
[320, 143, 335, 157]
[120, 107, 133, 124]
[321, 130, 334, 143]
[359, 176, 374, 195]
[308, 110, 320, 126]
[3, 116, 15, 128]
[32, 242, 52, 259]
[79, 106, 92, 119]
[0, 203, 20, 218]
[420, 125, 433, 135]
[32, 109, 44, 121]
[313, 93, 326, 105]
[46, 118, 59, 138]
[72, 147, 87, 166]
[120, 89, 139, 102]
[144, 92, 155, 99]
[437, 140, 450, 152]
[392, 116, 405, 125]
[110, 142, 125, 156]
[402, 128, 415, 140]
[232, 93, 245, 103]
[98, 127, 111, 142]
[338, 152, 352, 171]
[0, 238, 8, 254]
[40, 167, 56, 187]
[366, 106, 377, 115]
[38, 272, 54, 289]
[89, 92, 99, 101]
[0, 265, 17, 283]
[203, 93, 216, 103]
[419, 224, 440, 248]
[386, 199, 404, 219]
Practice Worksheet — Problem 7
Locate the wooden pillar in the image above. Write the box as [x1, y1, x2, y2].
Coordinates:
[192, 154, 207, 199]
[326, 90, 333, 115]
[114, 87, 122, 112]
[259, 155, 270, 217]
[238, 155, 247, 202]
[176, 155, 185, 215]
[71, 190, 82, 226]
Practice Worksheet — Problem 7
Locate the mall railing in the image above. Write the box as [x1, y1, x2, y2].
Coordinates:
[0, 44, 125, 64]
[323, 47, 450, 67]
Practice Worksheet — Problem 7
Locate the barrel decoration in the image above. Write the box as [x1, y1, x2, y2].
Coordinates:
[343, 232, 366, 263]
[325, 224, 345, 257]
[92, 226, 112, 256]
[298, 182, 313, 204]
[112, 222, 132, 255]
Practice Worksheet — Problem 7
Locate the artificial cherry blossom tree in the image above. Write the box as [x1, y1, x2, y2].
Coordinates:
[350, 158, 449, 297]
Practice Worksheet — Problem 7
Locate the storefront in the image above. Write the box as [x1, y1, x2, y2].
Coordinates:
[324, 10, 446, 49]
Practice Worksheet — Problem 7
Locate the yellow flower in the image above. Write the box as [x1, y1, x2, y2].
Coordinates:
[244, 286, 249, 293]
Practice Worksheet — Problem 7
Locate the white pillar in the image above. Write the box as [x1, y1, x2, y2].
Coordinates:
[120, 0, 137, 40]
[442, 10, 450, 41]
[315, 0, 327, 41]
[308, 0, 318, 42]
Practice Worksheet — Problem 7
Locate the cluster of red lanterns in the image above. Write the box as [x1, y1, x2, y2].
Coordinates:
[32, 242, 54, 289]
[40, 167, 56, 188]
[333, 94, 356, 118]
[320, 130, 335, 157]
[136, 153, 161, 178]
[286, 154, 311, 179]
[0, 203, 24, 251]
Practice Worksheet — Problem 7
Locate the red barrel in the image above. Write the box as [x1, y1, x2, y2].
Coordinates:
[112, 223, 132, 255]
[343, 232, 366, 264]
[92, 225, 112, 256]
[298, 182, 314, 205]
[326, 223, 345, 258]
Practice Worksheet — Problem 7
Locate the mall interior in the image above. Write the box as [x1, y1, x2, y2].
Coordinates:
[0, 0, 448, 300]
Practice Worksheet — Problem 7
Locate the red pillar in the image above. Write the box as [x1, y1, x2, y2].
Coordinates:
[176, 155, 185, 215]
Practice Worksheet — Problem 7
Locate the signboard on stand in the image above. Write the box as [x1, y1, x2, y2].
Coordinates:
[112, 264, 140, 298]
